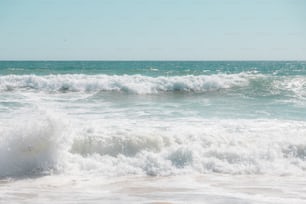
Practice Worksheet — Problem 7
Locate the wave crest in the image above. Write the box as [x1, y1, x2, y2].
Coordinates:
[0, 74, 252, 94]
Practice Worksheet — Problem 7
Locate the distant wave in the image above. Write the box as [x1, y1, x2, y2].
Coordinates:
[1, 74, 305, 98]
[0, 73, 257, 94]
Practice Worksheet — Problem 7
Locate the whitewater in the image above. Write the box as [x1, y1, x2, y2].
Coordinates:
[1, 61, 306, 203]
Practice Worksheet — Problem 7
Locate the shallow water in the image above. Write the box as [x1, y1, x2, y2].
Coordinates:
[1, 175, 306, 204]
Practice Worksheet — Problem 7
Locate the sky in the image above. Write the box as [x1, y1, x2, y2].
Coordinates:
[0, 0, 305, 60]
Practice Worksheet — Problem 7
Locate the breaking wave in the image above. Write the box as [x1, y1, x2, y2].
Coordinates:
[68, 119, 306, 176]
[0, 73, 254, 94]
[1, 73, 305, 99]
[1, 111, 306, 177]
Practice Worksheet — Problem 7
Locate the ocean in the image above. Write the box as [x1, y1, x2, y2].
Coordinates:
[0, 61, 306, 203]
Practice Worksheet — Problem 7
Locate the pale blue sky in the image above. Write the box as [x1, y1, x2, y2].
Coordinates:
[0, 0, 305, 60]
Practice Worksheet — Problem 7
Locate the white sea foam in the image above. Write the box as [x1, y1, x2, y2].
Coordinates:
[273, 76, 306, 99]
[66, 119, 306, 176]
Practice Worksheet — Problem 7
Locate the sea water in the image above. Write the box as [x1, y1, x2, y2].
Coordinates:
[0, 61, 306, 203]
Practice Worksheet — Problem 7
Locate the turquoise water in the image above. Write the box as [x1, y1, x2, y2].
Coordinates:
[1, 61, 306, 76]
[0, 61, 306, 121]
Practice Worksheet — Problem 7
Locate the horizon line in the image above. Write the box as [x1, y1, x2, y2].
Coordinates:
[0, 59, 306, 62]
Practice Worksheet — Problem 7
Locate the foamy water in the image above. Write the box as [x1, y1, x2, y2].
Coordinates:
[1, 61, 306, 203]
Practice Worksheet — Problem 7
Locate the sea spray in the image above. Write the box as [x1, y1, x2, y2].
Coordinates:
[0, 110, 70, 177]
